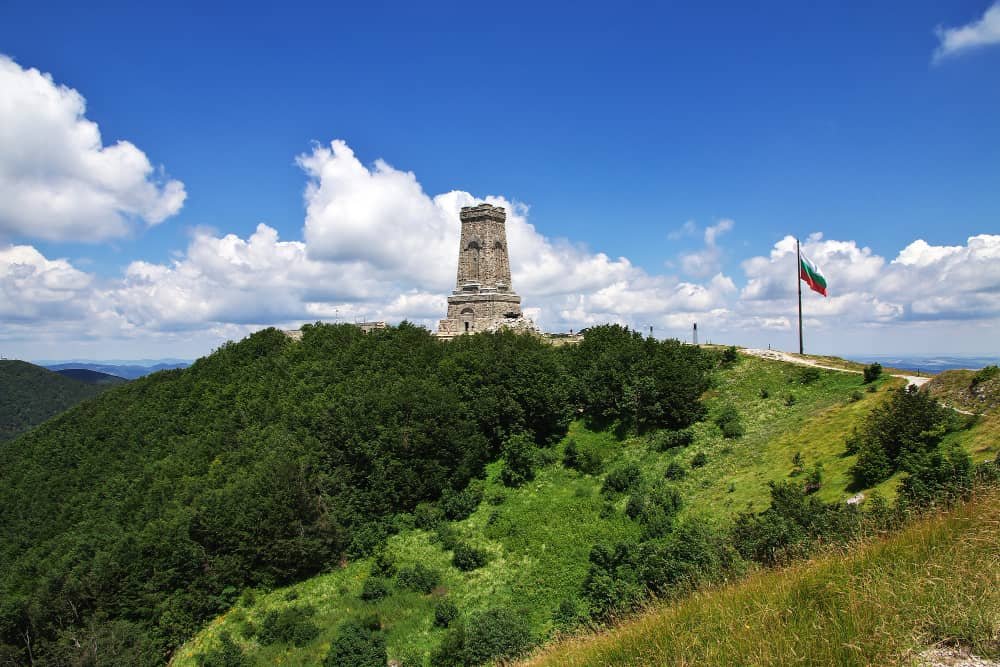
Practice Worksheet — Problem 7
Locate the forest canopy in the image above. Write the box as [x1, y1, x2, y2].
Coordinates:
[0, 323, 714, 665]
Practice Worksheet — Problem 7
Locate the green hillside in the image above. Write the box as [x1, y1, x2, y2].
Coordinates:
[524, 485, 1000, 666]
[0, 324, 712, 665]
[0, 360, 117, 442]
[173, 346, 996, 666]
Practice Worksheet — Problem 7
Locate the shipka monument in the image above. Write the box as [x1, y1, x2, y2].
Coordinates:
[436, 203, 537, 337]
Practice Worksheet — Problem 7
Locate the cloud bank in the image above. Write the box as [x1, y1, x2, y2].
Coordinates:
[0, 139, 997, 357]
[0, 55, 185, 242]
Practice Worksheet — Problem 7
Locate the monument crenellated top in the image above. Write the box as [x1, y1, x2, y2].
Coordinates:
[460, 203, 506, 222]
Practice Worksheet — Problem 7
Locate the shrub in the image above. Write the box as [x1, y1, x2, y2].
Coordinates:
[971, 365, 999, 387]
[463, 607, 533, 664]
[721, 346, 739, 365]
[430, 608, 532, 666]
[867, 384, 877, 393]
[849, 390, 864, 402]
[626, 483, 683, 539]
[849, 385, 951, 487]
[785, 393, 797, 406]
[562, 439, 580, 469]
[790, 451, 804, 476]
[563, 439, 603, 474]
[714, 406, 744, 439]
[360, 576, 389, 602]
[500, 433, 538, 487]
[413, 502, 445, 530]
[440, 482, 484, 521]
[650, 427, 694, 452]
[581, 542, 645, 618]
[804, 463, 823, 494]
[433, 523, 460, 551]
[637, 518, 743, 594]
[690, 451, 708, 468]
[433, 599, 459, 628]
[898, 444, 973, 509]
[196, 632, 248, 667]
[257, 606, 319, 646]
[602, 463, 642, 495]
[452, 542, 489, 571]
[396, 563, 441, 593]
[370, 550, 395, 578]
[798, 367, 821, 384]
[324, 616, 386, 667]
[664, 460, 686, 480]
[759, 387, 770, 399]
[863, 362, 882, 384]
[552, 598, 581, 629]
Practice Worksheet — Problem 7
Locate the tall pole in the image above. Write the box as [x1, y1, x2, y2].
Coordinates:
[796, 237, 804, 355]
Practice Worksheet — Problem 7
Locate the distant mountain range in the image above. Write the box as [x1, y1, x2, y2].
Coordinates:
[41, 360, 191, 380]
[53, 368, 129, 385]
[845, 355, 1000, 373]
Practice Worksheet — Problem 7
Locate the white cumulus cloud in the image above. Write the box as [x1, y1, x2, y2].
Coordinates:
[933, 2, 1000, 63]
[0, 55, 186, 242]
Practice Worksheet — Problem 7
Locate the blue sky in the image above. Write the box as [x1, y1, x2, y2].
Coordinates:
[1, 1, 998, 359]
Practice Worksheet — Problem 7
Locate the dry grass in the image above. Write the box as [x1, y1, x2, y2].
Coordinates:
[523, 488, 1000, 667]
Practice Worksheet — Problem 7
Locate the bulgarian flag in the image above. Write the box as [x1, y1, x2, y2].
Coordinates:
[799, 253, 827, 296]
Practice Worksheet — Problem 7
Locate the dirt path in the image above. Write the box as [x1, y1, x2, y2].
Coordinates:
[742, 348, 981, 415]
[742, 348, 930, 388]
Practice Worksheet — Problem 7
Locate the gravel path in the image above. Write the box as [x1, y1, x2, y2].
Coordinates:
[742, 348, 930, 388]
[741, 348, 981, 415]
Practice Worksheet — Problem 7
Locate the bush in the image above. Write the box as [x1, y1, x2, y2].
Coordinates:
[971, 365, 999, 387]
[664, 460, 686, 480]
[690, 451, 708, 468]
[898, 444, 973, 509]
[396, 563, 441, 593]
[863, 362, 882, 384]
[799, 367, 821, 384]
[785, 393, 797, 406]
[430, 608, 532, 666]
[759, 387, 770, 399]
[581, 542, 645, 618]
[563, 439, 604, 474]
[196, 632, 248, 667]
[714, 406, 744, 439]
[324, 616, 386, 667]
[626, 483, 683, 539]
[804, 463, 823, 494]
[360, 576, 389, 602]
[452, 542, 489, 571]
[638, 518, 742, 594]
[370, 550, 395, 578]
[602, 463, 642, 495]
[440, 482, 484, 521]
[650, 427, 694, 452]
[413, 502, 445, 530]
[433, 598, 460, 628]
[552, 598, 581, 629]
[500, 433, 537, 487]
[849, 385, 951, 487]
[464, 607, 533, 664]
[849, 390, 864, 402]
[722, 346, 739, 365]
[257, 606, 319, 646]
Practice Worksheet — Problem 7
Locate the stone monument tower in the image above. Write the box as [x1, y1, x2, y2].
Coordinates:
[436, 203, 534, 336]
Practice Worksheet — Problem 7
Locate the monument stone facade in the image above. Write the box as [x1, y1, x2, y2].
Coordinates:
[436, 203, 536, 337]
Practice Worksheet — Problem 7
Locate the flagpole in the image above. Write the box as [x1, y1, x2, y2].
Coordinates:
[796, 237, 803, 355]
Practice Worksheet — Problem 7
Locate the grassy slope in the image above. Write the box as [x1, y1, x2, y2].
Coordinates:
[173, 355, 996, 665]
[524, 487, 1000, 667]
[0, 359, 111, 441]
